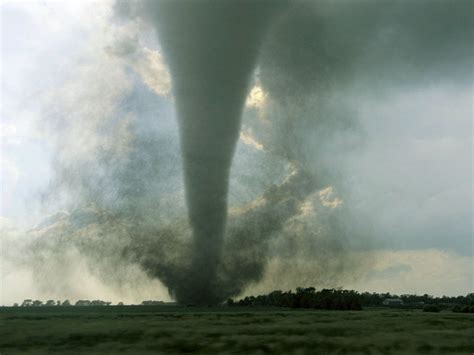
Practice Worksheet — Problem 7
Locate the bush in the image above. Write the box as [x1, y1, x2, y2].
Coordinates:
[423, 305, 440, 312]
[452, 305, 474, 313]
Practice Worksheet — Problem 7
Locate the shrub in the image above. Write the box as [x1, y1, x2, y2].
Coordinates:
[423, 305, 440, 312]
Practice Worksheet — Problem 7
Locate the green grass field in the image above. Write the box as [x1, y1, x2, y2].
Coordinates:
[1, 306, 473, 354]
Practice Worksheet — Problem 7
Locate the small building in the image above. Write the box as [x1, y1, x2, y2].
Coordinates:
[383, 298, 404, 306]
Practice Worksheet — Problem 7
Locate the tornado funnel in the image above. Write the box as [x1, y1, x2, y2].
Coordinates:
[152, 1, 285, 304]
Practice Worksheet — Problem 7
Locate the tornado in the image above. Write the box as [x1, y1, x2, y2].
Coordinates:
[148, 1, 286, 304]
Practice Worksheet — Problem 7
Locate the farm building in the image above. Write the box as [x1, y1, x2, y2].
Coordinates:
[383, 298, 404, 306]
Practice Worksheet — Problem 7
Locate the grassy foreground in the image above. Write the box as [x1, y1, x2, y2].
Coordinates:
[1, 306, 473, 354]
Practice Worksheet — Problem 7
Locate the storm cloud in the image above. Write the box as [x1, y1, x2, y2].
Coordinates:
[1, 0, 471, 305]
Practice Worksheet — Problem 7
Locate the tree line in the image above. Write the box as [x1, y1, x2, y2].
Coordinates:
[358, 292, 474, 307]
[16, 299, 112, 307]
[229, 288, 362, 310]
[228, 288, 474, 312]
[14, 299, 168, 307]
[11, 289, 474, 311]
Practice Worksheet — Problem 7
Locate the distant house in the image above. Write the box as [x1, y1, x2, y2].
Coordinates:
[75, 300, 111, 306]
[383, 298, 404, 306]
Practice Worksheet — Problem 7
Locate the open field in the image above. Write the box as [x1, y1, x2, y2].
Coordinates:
[1, 306, 473, 354]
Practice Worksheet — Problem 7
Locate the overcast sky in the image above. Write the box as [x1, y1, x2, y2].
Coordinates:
[0, 0, 472, 304]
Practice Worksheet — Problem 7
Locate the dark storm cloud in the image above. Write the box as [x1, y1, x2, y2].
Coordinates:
[259, 0, 473, 100]
[253, 0, 472, 254]
[15, 0, 470, 304]
[110, 0, 472, 303]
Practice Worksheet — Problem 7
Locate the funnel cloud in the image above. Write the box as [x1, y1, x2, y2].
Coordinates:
[125, 1, 287, 304]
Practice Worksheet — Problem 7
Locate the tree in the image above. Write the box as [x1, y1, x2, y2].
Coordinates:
[21, 299, 33, 307]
